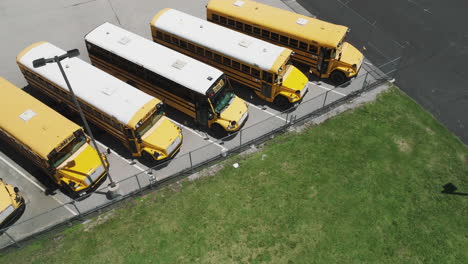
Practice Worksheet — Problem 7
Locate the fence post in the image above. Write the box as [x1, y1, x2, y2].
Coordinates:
[5, 231, 20, 248]
[135, 174, 142, 191]
[189, 151, 193, 169]
[239, 129, 243, 147]
[71, 201, 83, 221]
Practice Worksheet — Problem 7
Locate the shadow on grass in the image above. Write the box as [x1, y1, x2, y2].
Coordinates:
[441, 183, 468, 196]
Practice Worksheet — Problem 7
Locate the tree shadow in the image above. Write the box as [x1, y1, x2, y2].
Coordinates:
[441, 183, 468, 196]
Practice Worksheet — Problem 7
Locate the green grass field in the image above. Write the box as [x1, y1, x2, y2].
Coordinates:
[1, 87, 466, 263]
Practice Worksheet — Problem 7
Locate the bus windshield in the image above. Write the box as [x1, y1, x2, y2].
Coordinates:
[209, 78, 234, 114]
[136, 107, 164, 138]
[49, 130, 87, 168]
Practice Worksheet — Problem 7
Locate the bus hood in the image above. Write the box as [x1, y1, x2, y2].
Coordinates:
[57, 143, 104, 188]
[0, 183, 14, 213]
[283, 66, 309, 93]
[339, 42, 363, 67]
[220, 96, 248, 124]
[142, 116, 182, 156]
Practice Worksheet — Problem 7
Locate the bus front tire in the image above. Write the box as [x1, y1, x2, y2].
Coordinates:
[142, 152, 154, 163]
[211, 124, 227, 139]
[330, 70, 347, 85]
[273, 95, 291, 110]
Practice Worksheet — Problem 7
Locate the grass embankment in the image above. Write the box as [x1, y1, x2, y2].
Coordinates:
[1, 87, 467, 263]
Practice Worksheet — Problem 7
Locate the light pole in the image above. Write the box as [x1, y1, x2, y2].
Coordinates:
[32, 49, 118, 194]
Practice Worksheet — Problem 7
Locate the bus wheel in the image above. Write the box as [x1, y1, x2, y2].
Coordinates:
[211, 124, 227, 139]
[274, 95, 291, 110]
[142, 152, 154, 163]
[330, 71, 347, 85]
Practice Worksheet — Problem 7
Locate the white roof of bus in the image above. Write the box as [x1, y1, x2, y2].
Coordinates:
[18, 42, 155, 125]
[85, 22, 224, 95]
[152, 9, 288, 72]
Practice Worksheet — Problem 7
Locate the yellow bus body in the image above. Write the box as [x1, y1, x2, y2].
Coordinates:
[207, 0, 364, 84]
[84, 22, 248, 137]
[0, 179, 25, 230]
[151, 8, 309, 109]
[17, 42, 183, 162]
[0, 77, 107, 198]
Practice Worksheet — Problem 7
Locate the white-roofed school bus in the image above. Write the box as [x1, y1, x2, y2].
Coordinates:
[151, 9, 309, 110]
[17, 42, 183, 163]
[85, 22, 248, 138]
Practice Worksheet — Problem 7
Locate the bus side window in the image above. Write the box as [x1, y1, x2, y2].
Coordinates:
[241, 64, 251, 74]
[205, 50, 213, 60]
[299, 41, 308, 51]
[280, 35, 288, 45]
[220, 16, 227, 24]
[124, 128, 134, 138]
[252, 68, 260, 79]
[262, 71, 273, 83]
[290, 38, 298, 48]
[196, 46, 204, 56]
[214, 54, 222, 63]
[232, 60, 240, 70]
[228, 19, 235, 27]
[261, 29, 270, 38]
[156, 31, 163, 40]
[235, 21, 243, 30]
[223, 57, 231, 67]
[188, 43, 195, 52]
[172, 37, 179, 46]
[245, 24, 252, 33]
[163, 34, 171, 43]
[309, 45, 318, 55]
[253, 27, 261, 35]
[180, 40, 187, 49]
[212, 14, 219, 22]
[271, 32, 279, 42]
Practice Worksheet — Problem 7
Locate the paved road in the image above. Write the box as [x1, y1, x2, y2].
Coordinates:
[297, 0, 468, 144]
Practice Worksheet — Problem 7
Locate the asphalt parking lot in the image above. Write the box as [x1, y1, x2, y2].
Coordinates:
[0, 0, 382, 248]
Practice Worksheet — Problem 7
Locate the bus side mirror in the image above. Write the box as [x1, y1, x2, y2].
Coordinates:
[14, 187, 19, 193]
[107, 148, 111, 155]
[208, 112, 214, 120]
[137, 137, 143, 143]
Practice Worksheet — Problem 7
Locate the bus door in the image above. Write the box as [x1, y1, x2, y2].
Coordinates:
[318, 48, 331, 76]
[261, 72, 273, 99]
[125, 128, 140, 155]
[195, 97, 209, 128]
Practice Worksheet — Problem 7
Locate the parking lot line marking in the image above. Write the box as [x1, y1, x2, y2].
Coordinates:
[0, 155, 78, 216]
[171, 121, 228, 151]
[95, 141, 146, 172]
[245, 102, 287, 122]
[315, 85, 347, 96]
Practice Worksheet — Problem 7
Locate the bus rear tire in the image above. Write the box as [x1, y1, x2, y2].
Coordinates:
[211, 124, 227, 139]
[273, 95, 291, 110]
[330, 70, 347, 85]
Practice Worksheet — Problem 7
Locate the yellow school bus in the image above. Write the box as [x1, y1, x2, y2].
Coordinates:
[207, 0, 364, 84]
[17, 42, 183, 163]
[85, 22, 248, 138]
[0, 77, 107, 198]
[0, 178, 25, 230]
[151, 8, 309, 110]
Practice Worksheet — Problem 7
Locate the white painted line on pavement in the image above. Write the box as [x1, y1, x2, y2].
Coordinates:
[95, 141, 146, 172]
[171, 121, 227, 151]
[315, 85, 347, 96]
[0, 155, 78, 216]
[245, 102, 287, 122]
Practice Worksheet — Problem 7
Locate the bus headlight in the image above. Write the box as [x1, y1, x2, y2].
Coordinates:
[295, 90, 300, 95]
[227, 120, 237, 129]
[352, 64, 357, 70]
[153, 152, 160, 159]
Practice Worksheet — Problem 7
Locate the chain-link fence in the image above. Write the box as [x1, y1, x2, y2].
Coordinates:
[0, 0, 404, 251]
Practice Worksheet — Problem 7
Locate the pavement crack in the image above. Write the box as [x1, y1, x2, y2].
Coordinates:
[107, 0, 122, 26]
[69, 0, 97, 7]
